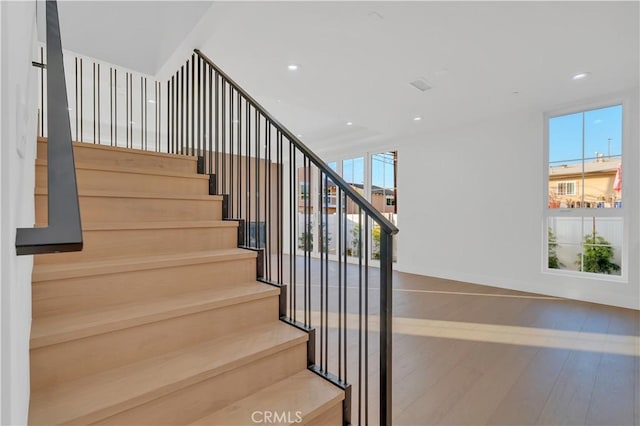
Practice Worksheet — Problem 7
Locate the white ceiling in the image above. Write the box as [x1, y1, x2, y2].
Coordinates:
[51, 1, 639, 152]
[51, 1, 213, 75]
[182, 1, 639, 152]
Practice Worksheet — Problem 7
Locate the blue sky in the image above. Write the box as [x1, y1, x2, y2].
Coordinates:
[549, 104, 622, 165]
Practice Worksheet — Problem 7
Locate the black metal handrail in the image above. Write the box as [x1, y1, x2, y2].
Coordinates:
[170, 48, 399, 425]
[194, 49, 399, 237]
[16, 0, 82, 255]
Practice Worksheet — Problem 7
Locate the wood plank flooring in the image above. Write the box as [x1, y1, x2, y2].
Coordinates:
[390, 273, 638, 426]
[282, 256, 639, 425]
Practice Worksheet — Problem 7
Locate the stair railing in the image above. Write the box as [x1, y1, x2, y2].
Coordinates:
[16, 0, 82, 255]
[26, 20, 398, 419]
[166, 49, 399, 425]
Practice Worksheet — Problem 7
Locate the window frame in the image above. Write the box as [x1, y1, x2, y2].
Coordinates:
[543, 97, 629, 282]
[556, 181, 577, 196]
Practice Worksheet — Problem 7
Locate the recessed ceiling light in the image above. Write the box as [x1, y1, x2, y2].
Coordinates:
[572, 72, 590, 80]
[288, 64, 299, 71]
[413, 116, 422, 121]
[346, 121, 353, 126]
[148, 99, 156, 104]
[410, 78, 432, 92]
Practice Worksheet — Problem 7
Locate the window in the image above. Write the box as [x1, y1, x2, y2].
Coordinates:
[299, 182, 309, 199]
[545, 104, 624, 277]
[556, 181, 576, 196]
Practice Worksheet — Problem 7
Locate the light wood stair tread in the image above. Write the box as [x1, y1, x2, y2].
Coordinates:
[35, 187, 221, 201]
[75, 221, 238, 231]
[191, 369, 344, 425]
[32, 248, 256, 282]
[38, 137, 199, 162]
[31, 282, 279, 349]
[36, 159, 209, 180]
[34, 220, 238, 232]
[29, 322, 308, 425]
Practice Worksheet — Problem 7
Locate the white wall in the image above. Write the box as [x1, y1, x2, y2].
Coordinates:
[0, 1, 38, 424]
[393, 94, 639, 310]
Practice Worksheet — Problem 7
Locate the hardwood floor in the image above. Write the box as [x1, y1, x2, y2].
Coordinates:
[390, 273, 638, 426]
[283, 256, 639, 425]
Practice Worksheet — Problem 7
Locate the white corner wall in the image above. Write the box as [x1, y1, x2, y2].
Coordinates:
[395, 94, 639, 310]
[1, 1, 38, 424]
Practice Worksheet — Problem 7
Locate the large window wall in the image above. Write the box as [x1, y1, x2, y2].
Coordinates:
[295, 151, 397, 263]
[545, 104, 625, 278]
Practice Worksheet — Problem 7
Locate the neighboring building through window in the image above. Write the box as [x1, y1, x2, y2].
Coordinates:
[546, 104, 623, 277]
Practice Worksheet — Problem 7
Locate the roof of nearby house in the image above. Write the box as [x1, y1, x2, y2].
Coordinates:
[549, 159, 620, 178]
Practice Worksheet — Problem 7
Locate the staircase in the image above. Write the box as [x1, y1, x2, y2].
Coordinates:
[29, 138, 344, 425]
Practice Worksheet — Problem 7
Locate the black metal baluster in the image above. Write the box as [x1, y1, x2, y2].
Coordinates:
[191, 54, 195, 156]
[358, 206, 363, 425]
[214, 71, 219, 189]
[277, 131, 282, 285]
[92, 62, 95, 143]
[40, 47, 44, 137]
[343, 191, 348, 390]
[263, 120, 269, 275]
[181, 65, 185, 154]
[222, 79, 226, 198]
[166, 79, 170, 153]
[338, 188, 343, 382]
[208, 68, 213, 174]
[97, 64, 101, 145]
[140, 76, 144, 150]
[246, 103, 251, 245]
[266, 123, 272, 280]
[303, 156, 308, 327]
[318, 168, 324, 371]
[291, 144, 296, 323]
[364, 215, 369, 425]
[80, 58, 83, 142]
[114, 69, 117, 146]
[125, 72, 128, 148]
[229, 87, 234, 214]
[171, 77, 175, 153]
[307, 157, 312, 328]
[324, 172, 329, 374]
[157, 80, 161, 152]
[144, 77, 147, 150]
[380, 229, 393, 426]
[110, 68, 113, 146]
[254, 109, 261, 248]
[131, 73, 134, 147]
[237, 92, 242, 223]
[197, 56, 201, 157]
[186, 59, 191, 155]
[75, 58, 78, 141]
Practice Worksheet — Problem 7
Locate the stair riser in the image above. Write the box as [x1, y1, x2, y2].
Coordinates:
[95, 343, 307, 426]
[36, 164, 209, 195]
[33, 258, 257, 317]
[37, 140, 197, 174]
[35, 194, 222, 224]
[307, 401, 343, 426]
[31, 297, 280, 390]
[34, 226, 239, 265]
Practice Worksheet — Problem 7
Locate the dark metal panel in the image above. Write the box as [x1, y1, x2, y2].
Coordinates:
[16, 0, 82, 255]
